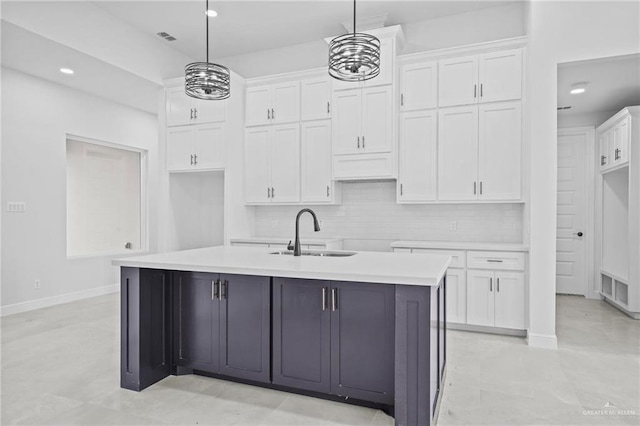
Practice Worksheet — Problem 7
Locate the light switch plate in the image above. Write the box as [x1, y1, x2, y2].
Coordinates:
[7, 202, 26, 213]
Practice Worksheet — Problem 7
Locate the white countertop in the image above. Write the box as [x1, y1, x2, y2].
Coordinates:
[230, 237, 343, 245]
[113, 246, 450, 287]
[391, 241, 529, 252]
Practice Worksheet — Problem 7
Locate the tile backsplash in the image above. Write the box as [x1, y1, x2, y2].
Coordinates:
[254, 181, 523, 252]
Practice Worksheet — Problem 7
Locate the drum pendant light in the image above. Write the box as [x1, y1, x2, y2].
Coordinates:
[328, 0, 380, 82]
[185, 0, 230, 100]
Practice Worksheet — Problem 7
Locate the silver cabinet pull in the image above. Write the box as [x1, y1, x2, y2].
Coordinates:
[497, 278, 500, 292]
[267, 187, 271, 198]
[601, 155, 607, 165]
[487, 259, 503, 263]
[327, 102, 330, 114]
[473, 182, 477, 195]
[331, 288, 337, 311]
[271, 108, 275, 120]
[267, 109, 270, 120]
[322, 287, 327, 311]
[220, 280, 227, 300]
[271, 187, 275, 198]
[474, 84, 477, 98]
[480, 83, 483, 98]
[480, 181, 483, 195]
[194, 108, 198, 119]
[193, 154, 198, 165]
[400, 93, 404, 106]
[190, 154, 194, 165]
[400, 183, 403, 196]
[212, 280, 220, 300]
[190, 108, 194, 120]
[357, 136, 360, 148]
[326, 185, 330, 197]
[489, 277, 493, 292]
[362, 136, 365, 148]
[615, 148, 621, 160]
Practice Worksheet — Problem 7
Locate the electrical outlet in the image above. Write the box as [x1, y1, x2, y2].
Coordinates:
[449, 221, 457, 231]
[34, 279, 41, 289]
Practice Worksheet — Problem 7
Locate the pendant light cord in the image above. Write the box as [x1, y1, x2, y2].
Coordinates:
[206, 0, 209, 63]
[353, 0, 356, 35]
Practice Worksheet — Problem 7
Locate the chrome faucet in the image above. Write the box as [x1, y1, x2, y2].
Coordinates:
[287, 208, 321, 256]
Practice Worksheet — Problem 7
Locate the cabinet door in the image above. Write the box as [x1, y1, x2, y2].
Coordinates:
[400, 61, 438, 111]
[272, 81, 300, 124]
[362, 86, 393, 154]
[466, 270, 495, 327]
[195, 98, 226, 124]
[270, 124, 300, 203]
[332, 90, 362, 155]
[173, 272, 219, 373]
[301, 78, 331, 121]
[438, 106, 479, 200]
[273, 278, 331, 394]
[398, 110, 437, 202]
[479, 49, 522, 103]
[301, 120, 333, 203]
[612, 117, 630, 165]
[438, 55, 478, 107]
[166, 87, 193, 127]
[599, 130, 612, 170]
[330, 281, 395, 404]
[445, 268, 466, 324]
[244, 127, 271, 203]
[246, 86, 271, 126]
[194, 124, 225, 170]
[494, 272, 525, 330]
[167, 127, 195, 171]
[219, 274, 271, 383]
[478, 101, 521, 200]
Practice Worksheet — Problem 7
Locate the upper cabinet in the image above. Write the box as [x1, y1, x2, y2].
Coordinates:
[246, 82, 300, 126]
[167, 124, 225, 172]
[301, 78, 332, 121]
[398, 110, 437, 202]
[166, 86, 226, 127]
[301, 120, 339, 204]
[438, 49, 522, 107]
[598, 109, 632, 172]
[399, 61, 438, 112]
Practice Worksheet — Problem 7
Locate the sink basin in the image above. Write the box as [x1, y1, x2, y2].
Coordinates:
[270, 250, 356, 257]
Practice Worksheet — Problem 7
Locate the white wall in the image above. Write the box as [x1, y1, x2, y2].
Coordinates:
[1, 67, 159, 313]
[558, 110, 619, 129]
[525, 0, 640, 348]
[253, 182, 524, 252]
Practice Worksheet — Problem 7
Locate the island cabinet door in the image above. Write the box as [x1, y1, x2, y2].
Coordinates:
[173, 272, 220, 374]
[219, 274, 271, 383]
[272, 278, 331, 394]
[330, 281, 395, 405]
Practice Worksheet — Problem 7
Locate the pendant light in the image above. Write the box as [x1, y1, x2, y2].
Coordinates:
[185, 0, 230, 100]
[328, 0, 380, 82]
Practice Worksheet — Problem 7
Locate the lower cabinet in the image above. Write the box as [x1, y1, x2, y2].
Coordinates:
[173, 272, 271, 383]
[467, 270, 524, 329]
[273, 278, 395, 404]
[444, 268, 466, 324]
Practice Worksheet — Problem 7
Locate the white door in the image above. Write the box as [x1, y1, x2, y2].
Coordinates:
[332, 90, 361, 155]
[466, 270, 495, 327]
[195, 98, 226, 124]
[166, 87, 193, 127]
[494, 271, 525, 329]
[246, 86, 271, 126]
[244, 127, 271, 203]
[301, 120, 332, 203]
[400, 61, 438, 111]
[362, 86, 393, 154]
[167, 127, 195, 171]
[270, 124, 300, 203]
[195, 124, 225, 170]
[438, 55, 478, 107]
[556, 128, 588, 295]
[478, 101, 522, 200]
[398, 110, 437, 202]
[445, 268, 467, 324]
[438, 106, 478, 201]
[301, 78, 331, 121]
[478, 49, 522, 103]
[272, 81, 300, 124]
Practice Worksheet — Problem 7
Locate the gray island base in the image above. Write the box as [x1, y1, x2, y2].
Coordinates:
[115, 246, 449, 426]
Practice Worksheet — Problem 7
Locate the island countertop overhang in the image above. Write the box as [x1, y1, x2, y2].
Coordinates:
[113, 246, 450, 286]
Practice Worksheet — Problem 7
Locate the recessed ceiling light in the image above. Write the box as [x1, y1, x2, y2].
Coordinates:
[205, 9, 217, 17]
[570, 83, 587, 94]
[60, 68, 74, 75]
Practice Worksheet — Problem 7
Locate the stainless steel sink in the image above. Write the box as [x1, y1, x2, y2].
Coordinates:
[270, 250, 356, 257]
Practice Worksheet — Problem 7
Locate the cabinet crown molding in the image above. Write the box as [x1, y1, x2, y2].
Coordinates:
[596, 105, 640, 133]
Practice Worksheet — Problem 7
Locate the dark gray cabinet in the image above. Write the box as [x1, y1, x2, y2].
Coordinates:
[273, 278, 395, 404]
[173, 272, 270, 383]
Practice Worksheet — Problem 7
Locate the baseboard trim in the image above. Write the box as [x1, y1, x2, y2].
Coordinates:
[1, 284, 120, 317]
[448, 322, 527, 337]
[527, 332, 558, 349]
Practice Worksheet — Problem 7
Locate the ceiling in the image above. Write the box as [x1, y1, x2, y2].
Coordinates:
[92, 1, 507, 61]
[558, 54, 640, 118]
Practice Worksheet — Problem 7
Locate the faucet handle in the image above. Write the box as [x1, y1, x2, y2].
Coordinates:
[287, 240, 294, 251]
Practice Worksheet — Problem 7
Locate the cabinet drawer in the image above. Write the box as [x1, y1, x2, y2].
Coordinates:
[467, 251, 524, 271]
[412, 249, 466, 268]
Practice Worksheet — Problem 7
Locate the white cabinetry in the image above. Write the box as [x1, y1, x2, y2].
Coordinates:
[301, 78, 332, 121]
[467, 270, 525, 329]
[166, 86, 226, 126]
[244, 124, 300, 204]
[167, 124, 225, 172]
[438, 49, 522, 107]
[599, 112, 631, 172]
[399, 61, 438, 111]
[398, 110, 437, 202]
[246, 82, 300, 126]
[438, 101, 521, 201]
[301, 120, 339, 204]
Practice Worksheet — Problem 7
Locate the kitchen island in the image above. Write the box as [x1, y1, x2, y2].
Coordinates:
[113, 246, 450, 426]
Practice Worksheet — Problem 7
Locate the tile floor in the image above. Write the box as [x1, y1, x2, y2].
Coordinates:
[1, 294, 638, 425]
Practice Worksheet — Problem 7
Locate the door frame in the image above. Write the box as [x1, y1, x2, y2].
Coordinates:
[556, 126, 596, 298]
